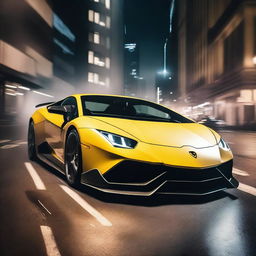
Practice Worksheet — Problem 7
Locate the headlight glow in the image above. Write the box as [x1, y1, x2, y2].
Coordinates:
[96, 130, 137, 149]
[219, 138, 230, 151]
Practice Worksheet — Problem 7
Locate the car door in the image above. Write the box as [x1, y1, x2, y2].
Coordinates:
[44, 96, 78, 162]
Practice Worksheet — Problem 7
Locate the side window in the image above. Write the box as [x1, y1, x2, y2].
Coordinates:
[61, 97, 78, 120]
[85, 101, 109, 112]
[134, 105, 170, 119]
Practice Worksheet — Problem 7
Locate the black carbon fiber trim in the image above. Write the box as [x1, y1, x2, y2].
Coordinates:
[80, 160, 238, 196]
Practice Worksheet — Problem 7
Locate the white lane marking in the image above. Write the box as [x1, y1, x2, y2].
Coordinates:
[238, 183, 256, 196]
[233, 168, 249, 176]
[0, 139, 11, 144]
[38, 200, 52, 215]
[0, 144, 19, 149]
[60, 185, 112, 227]
[40, 226, 61, 256]
[17, 141, 27, 145]
[24, 162, 46, 190]
[226, 141, 234, 145]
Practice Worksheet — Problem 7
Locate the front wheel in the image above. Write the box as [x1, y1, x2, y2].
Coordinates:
[65, 129, 82, 187]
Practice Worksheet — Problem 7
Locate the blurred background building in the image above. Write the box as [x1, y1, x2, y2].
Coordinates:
[178, 0, 256, 127]
[123, 42, 147, 97]
[0, 0, 124, 119]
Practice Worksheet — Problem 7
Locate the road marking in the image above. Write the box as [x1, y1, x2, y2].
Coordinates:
[0, 144, 19, 149]
[17, 141, 27, 145]
[0, 139, 11, 144]
[24, 162, 46, 190]
[60, 185, 112, 227]
[238, 183, 256, 196]
[233, 168, 249, 176]
[38, 200, 52, 215]
[226, 141, 234, 145]
[40, 225, 61, 256]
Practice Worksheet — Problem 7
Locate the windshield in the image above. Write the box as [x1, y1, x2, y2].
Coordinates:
[81, 95, 193, 123]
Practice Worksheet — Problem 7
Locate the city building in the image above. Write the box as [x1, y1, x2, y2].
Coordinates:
[0, 0, 124, 119]
[84, 0, 124, 94]
[0, 0, 55, 117]
[178, 0, 256, 126]
[124, 42, 142, 96]
[52, 0, 124, 93]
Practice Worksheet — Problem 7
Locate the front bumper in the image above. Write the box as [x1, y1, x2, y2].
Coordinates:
[81, 160, 239, 196]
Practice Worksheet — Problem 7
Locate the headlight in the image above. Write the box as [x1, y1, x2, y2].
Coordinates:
[219, 138, 230, 151]
[96, 130, 137, 149]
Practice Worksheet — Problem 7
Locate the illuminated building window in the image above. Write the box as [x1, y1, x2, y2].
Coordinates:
[105, 0, 110, 9]
[88, 72, 94, 83]
[94, 32, 100, 44]
[89, 32, 100, 44]
[89, 33, 110, 49]
[88, 51, 94, 64]
[95, 12, 100, 24]
[88, 72, 109, 86]
[88, 10, 110, 28]
[88, 51, 110, 68]
[92, 0, 110, 9]
[106, 57, 110, 68]
[94, 73, 99, 83]
[88, 10, 94, 22]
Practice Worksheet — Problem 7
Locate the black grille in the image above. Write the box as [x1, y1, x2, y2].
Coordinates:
[103, 160, 233, 185]
[103, 161, 163, 183]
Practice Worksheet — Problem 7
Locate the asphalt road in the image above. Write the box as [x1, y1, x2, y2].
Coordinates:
[0, 123, 256, 256]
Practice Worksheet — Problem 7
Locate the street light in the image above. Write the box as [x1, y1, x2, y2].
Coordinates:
[158, 70, 169, 76]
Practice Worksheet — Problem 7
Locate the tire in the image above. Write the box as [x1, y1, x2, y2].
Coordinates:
[65, 129, 82, 187]
[28, 121, 37, 161]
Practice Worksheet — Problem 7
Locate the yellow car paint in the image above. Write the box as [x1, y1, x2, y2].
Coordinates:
[31, 94, 233, 175]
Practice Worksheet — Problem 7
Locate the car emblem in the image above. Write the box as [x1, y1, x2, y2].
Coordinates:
[189, 151, 197, 158]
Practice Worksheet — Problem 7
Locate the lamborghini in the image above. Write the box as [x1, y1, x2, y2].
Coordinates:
[28, 94, 239, 196]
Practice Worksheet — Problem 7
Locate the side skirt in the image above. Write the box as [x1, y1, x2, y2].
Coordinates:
[37, 153, 65, 175]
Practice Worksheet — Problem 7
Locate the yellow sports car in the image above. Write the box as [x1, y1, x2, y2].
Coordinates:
[28, 94, 238, 196]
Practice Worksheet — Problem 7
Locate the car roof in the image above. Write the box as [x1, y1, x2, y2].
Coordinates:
[71, 94, 149, 102]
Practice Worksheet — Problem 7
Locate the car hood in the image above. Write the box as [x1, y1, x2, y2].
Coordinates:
[88, 116, 218, 148]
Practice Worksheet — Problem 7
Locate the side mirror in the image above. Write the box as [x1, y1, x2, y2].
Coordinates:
[48, 105, 67, 115]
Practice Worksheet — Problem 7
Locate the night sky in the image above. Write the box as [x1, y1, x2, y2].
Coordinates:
[124, 0, 175, 93]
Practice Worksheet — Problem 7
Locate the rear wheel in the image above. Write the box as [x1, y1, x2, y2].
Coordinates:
[65, 129, 82, 187]
[28, 121, 37, 161]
